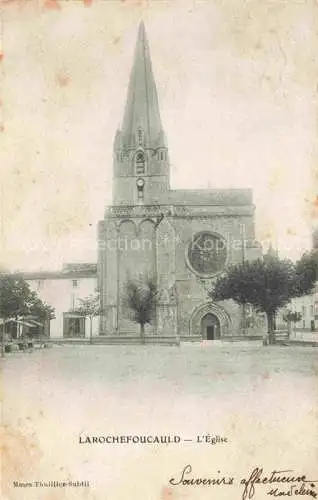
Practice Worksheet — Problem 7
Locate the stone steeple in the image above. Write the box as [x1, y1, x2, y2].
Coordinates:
[112, 21, 170, 206]
[120, 20, 165, 149]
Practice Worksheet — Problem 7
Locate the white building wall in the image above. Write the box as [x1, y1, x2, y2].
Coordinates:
[277, 283, 318, 332]
[27, 276, 98, 338]
[289, 291, 318, 331]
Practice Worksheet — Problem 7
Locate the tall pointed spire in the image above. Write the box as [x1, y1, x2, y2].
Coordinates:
[112, 22, 170, 206]
[120, 21, 165, 148]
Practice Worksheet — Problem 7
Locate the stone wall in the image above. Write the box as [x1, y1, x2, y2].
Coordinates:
[98, 203, 262, 338]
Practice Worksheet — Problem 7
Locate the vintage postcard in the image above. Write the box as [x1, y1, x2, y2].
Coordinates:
[1, 0, 317, 499]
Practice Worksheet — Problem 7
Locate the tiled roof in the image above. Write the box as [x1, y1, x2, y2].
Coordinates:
[168, 188, 253, 206]
[8, 263, 97, 281]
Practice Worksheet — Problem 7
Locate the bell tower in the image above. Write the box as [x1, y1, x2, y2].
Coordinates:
[113, 21, 170, 206]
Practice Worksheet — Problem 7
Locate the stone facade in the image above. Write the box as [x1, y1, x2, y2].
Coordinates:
[98, 22, 262, 339]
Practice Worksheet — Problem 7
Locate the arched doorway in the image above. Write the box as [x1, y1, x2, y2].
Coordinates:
[201, 313, 220, 340]
[189, 302, 231, 338]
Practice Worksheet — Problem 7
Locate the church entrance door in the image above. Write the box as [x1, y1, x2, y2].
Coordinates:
[201, 313, 220, 340]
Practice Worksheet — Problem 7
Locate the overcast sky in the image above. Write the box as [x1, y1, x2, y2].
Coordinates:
[1, 0, 317, 270]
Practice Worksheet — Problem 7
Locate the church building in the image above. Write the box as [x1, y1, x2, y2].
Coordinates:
[98, 22, 262, 340]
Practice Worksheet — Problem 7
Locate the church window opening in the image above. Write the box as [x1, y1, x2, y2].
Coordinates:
[186, 231, 227, 277]
[158, 150, 165, 161]
[135, 151, 145, 174]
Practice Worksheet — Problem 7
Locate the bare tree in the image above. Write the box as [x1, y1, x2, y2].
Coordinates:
[74, 294, 102, 344]
[124, 276, 157, 344]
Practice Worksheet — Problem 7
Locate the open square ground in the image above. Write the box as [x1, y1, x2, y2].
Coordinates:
[1, 342, 317, 500]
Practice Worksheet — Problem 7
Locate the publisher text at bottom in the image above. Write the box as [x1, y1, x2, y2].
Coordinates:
[13, 480, 90, 488]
